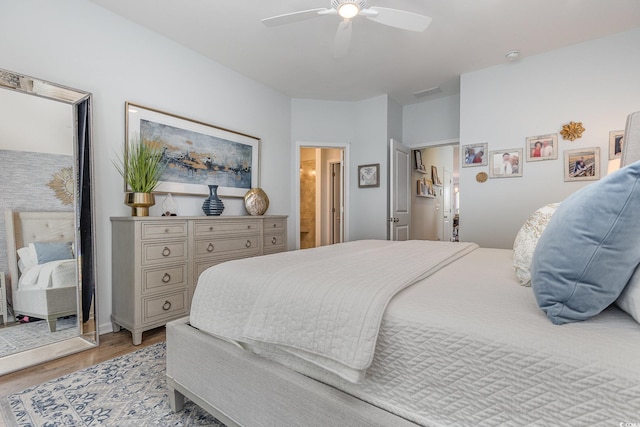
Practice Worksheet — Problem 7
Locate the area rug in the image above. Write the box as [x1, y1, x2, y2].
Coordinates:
[0, 342, 225, 426]
[0, 316, 78, 358]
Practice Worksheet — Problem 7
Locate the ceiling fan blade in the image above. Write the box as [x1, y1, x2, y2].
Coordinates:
[366, 7, 432, 32]
[333, 20, 353, 59]
[261, 8, 329, 27]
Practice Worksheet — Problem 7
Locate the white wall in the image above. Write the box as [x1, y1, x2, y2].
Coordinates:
[292, 95, 391, 242]
[0, 0, 292, 333]
[459, 28, 640, 248]
[403, 95, 460, 147]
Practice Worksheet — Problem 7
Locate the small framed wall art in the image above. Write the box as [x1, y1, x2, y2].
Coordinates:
[462, 142, 488, 167]
[526, 133, 558, 161]
[609, 130, 624, 160]
[564, 147, 600, 181]
[489, 148, 523, 178]
[358, 163, 380, 188]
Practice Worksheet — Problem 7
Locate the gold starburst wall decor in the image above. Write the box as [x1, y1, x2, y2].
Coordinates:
[48, 166, 74, 205]
[560, 121, 585, 141]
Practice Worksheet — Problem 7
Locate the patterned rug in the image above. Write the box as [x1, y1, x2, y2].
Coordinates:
[0, 316, 78, 358]
[0, 342, 225, 426]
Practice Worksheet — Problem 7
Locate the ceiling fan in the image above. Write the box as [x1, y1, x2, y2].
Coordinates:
[261, 0, 432, 58]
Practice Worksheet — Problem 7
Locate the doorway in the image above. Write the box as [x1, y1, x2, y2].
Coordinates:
[296, 143, 349, 250]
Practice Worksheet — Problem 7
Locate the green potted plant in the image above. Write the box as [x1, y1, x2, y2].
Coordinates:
[114, 135, 167, 216]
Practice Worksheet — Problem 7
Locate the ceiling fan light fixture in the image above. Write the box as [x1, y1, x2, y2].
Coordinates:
[338, 3, 360, 19]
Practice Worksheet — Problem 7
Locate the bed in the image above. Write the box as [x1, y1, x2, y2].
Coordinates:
[166, 111, 640, 426]
[5, 210, 78, 332]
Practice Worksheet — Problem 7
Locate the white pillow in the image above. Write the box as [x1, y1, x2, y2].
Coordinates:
[617, 265, 640, 323]
[512, 203, 560, 286]
[17, 246, 37, 272]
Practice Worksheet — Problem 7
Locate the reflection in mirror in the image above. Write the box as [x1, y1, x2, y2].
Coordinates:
[0, 69, 97, 375]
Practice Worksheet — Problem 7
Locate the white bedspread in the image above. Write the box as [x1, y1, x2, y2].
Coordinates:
[18, 259, 77, 289]
[190, 239, 478, 382]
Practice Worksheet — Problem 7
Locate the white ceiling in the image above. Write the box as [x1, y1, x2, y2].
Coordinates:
[88, 0, 640, 106]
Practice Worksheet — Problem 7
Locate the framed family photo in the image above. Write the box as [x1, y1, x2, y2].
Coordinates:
[125, 102, 261, 197]
[462, 142, 488, 167]
[489, 148, 523, 178]
[609, 130, 624, 160]
[525, 133, 558, 161]
[564, 147, 600, 181]
[358, 163, 380, 188]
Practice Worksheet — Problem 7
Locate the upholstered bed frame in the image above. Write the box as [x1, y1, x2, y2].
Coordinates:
[5, 210, 77, 332]
[166, 111, 640, 426]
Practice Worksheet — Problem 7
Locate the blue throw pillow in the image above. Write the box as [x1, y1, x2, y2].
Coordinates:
[30, 242, 74, 264]
[531, 160, 640, 324]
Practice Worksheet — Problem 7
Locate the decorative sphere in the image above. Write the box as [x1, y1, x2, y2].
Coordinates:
[244, 188, 269, 216]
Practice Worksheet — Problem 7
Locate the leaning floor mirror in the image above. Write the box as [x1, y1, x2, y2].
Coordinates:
[0, 68, 98, 375]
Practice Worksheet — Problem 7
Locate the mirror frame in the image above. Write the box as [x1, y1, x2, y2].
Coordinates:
[0, 68, 98, 375]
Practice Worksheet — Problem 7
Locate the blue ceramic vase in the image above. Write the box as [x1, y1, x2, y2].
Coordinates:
[202, 184, 225, 216]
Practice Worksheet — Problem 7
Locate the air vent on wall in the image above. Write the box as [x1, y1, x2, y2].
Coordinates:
[413, 86, 441, 98]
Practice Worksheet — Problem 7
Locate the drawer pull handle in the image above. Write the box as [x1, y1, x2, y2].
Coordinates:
[247, 225, 251, 229]
[162, 273, 171, 283]
[162, 247, 171, 257]
[273, 223, 277, 228]
[271, 237, 277, 245]
[245, 240, 252, 248]
[162, 301, 172, 311]
[207, 243, 214, 252]
[209, 226, 214, 231]
[165, 228, 170, 233]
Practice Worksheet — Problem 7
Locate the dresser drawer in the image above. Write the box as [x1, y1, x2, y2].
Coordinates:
[142, 240, 188, 265]
[142, 290, 188, 324]
[194, 235, 260, 257]
[194, 220, 261, 236]
[193, 253, 256, 286]
[141, 221, 187, 240]
[264, 218, 286, 232]
[142, 264, 187, 294]
[263, 232, 286, 254]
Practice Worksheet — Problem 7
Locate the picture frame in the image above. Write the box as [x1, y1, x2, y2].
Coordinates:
[414, 150, 425, 171]
[609, 130, 624, 160]
[526, 133, 558, 161]
[489, 148, 523, 178]
[358, 163, 380, 188]
[462, 142, 488, 167]
[125, 102, 261, 197]
[564, 147, 600, 181]
[431, 165, 441, 185]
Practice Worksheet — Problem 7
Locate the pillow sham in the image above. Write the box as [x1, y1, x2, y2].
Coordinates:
[17, 246, 37, 272]
[531, 160, 640, 325]
[513, 202, 560, 286]
[617, 265, 640, 324]
[29, 242, 74, 265]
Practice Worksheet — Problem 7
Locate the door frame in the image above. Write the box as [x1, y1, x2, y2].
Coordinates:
[294, 141, 350, 250]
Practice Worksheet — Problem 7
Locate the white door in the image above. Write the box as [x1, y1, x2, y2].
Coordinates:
[389, 139, 411, 240]
[442, 168, 453, 241]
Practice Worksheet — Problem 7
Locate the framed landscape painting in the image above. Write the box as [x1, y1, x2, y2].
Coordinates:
[125, 102, 260, 197]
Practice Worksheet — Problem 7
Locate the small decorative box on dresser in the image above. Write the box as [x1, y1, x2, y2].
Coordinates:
[111, 215, 287, 344]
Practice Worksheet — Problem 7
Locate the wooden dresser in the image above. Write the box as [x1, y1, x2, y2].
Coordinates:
[111, 215, 287, 344]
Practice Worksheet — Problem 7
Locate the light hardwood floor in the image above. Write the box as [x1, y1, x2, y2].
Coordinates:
[0, 327, 166, 399]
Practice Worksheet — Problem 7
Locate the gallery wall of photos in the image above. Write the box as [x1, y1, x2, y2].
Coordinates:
[462, 121, 624, 183]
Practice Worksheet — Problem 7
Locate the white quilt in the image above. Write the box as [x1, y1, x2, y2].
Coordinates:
[190, 239, 478, 382]
[18, 259, 77, 289]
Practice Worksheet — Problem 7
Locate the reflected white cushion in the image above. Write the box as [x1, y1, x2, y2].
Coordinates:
[513, 203, 560, 286]
[17, 246, 37, 272]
